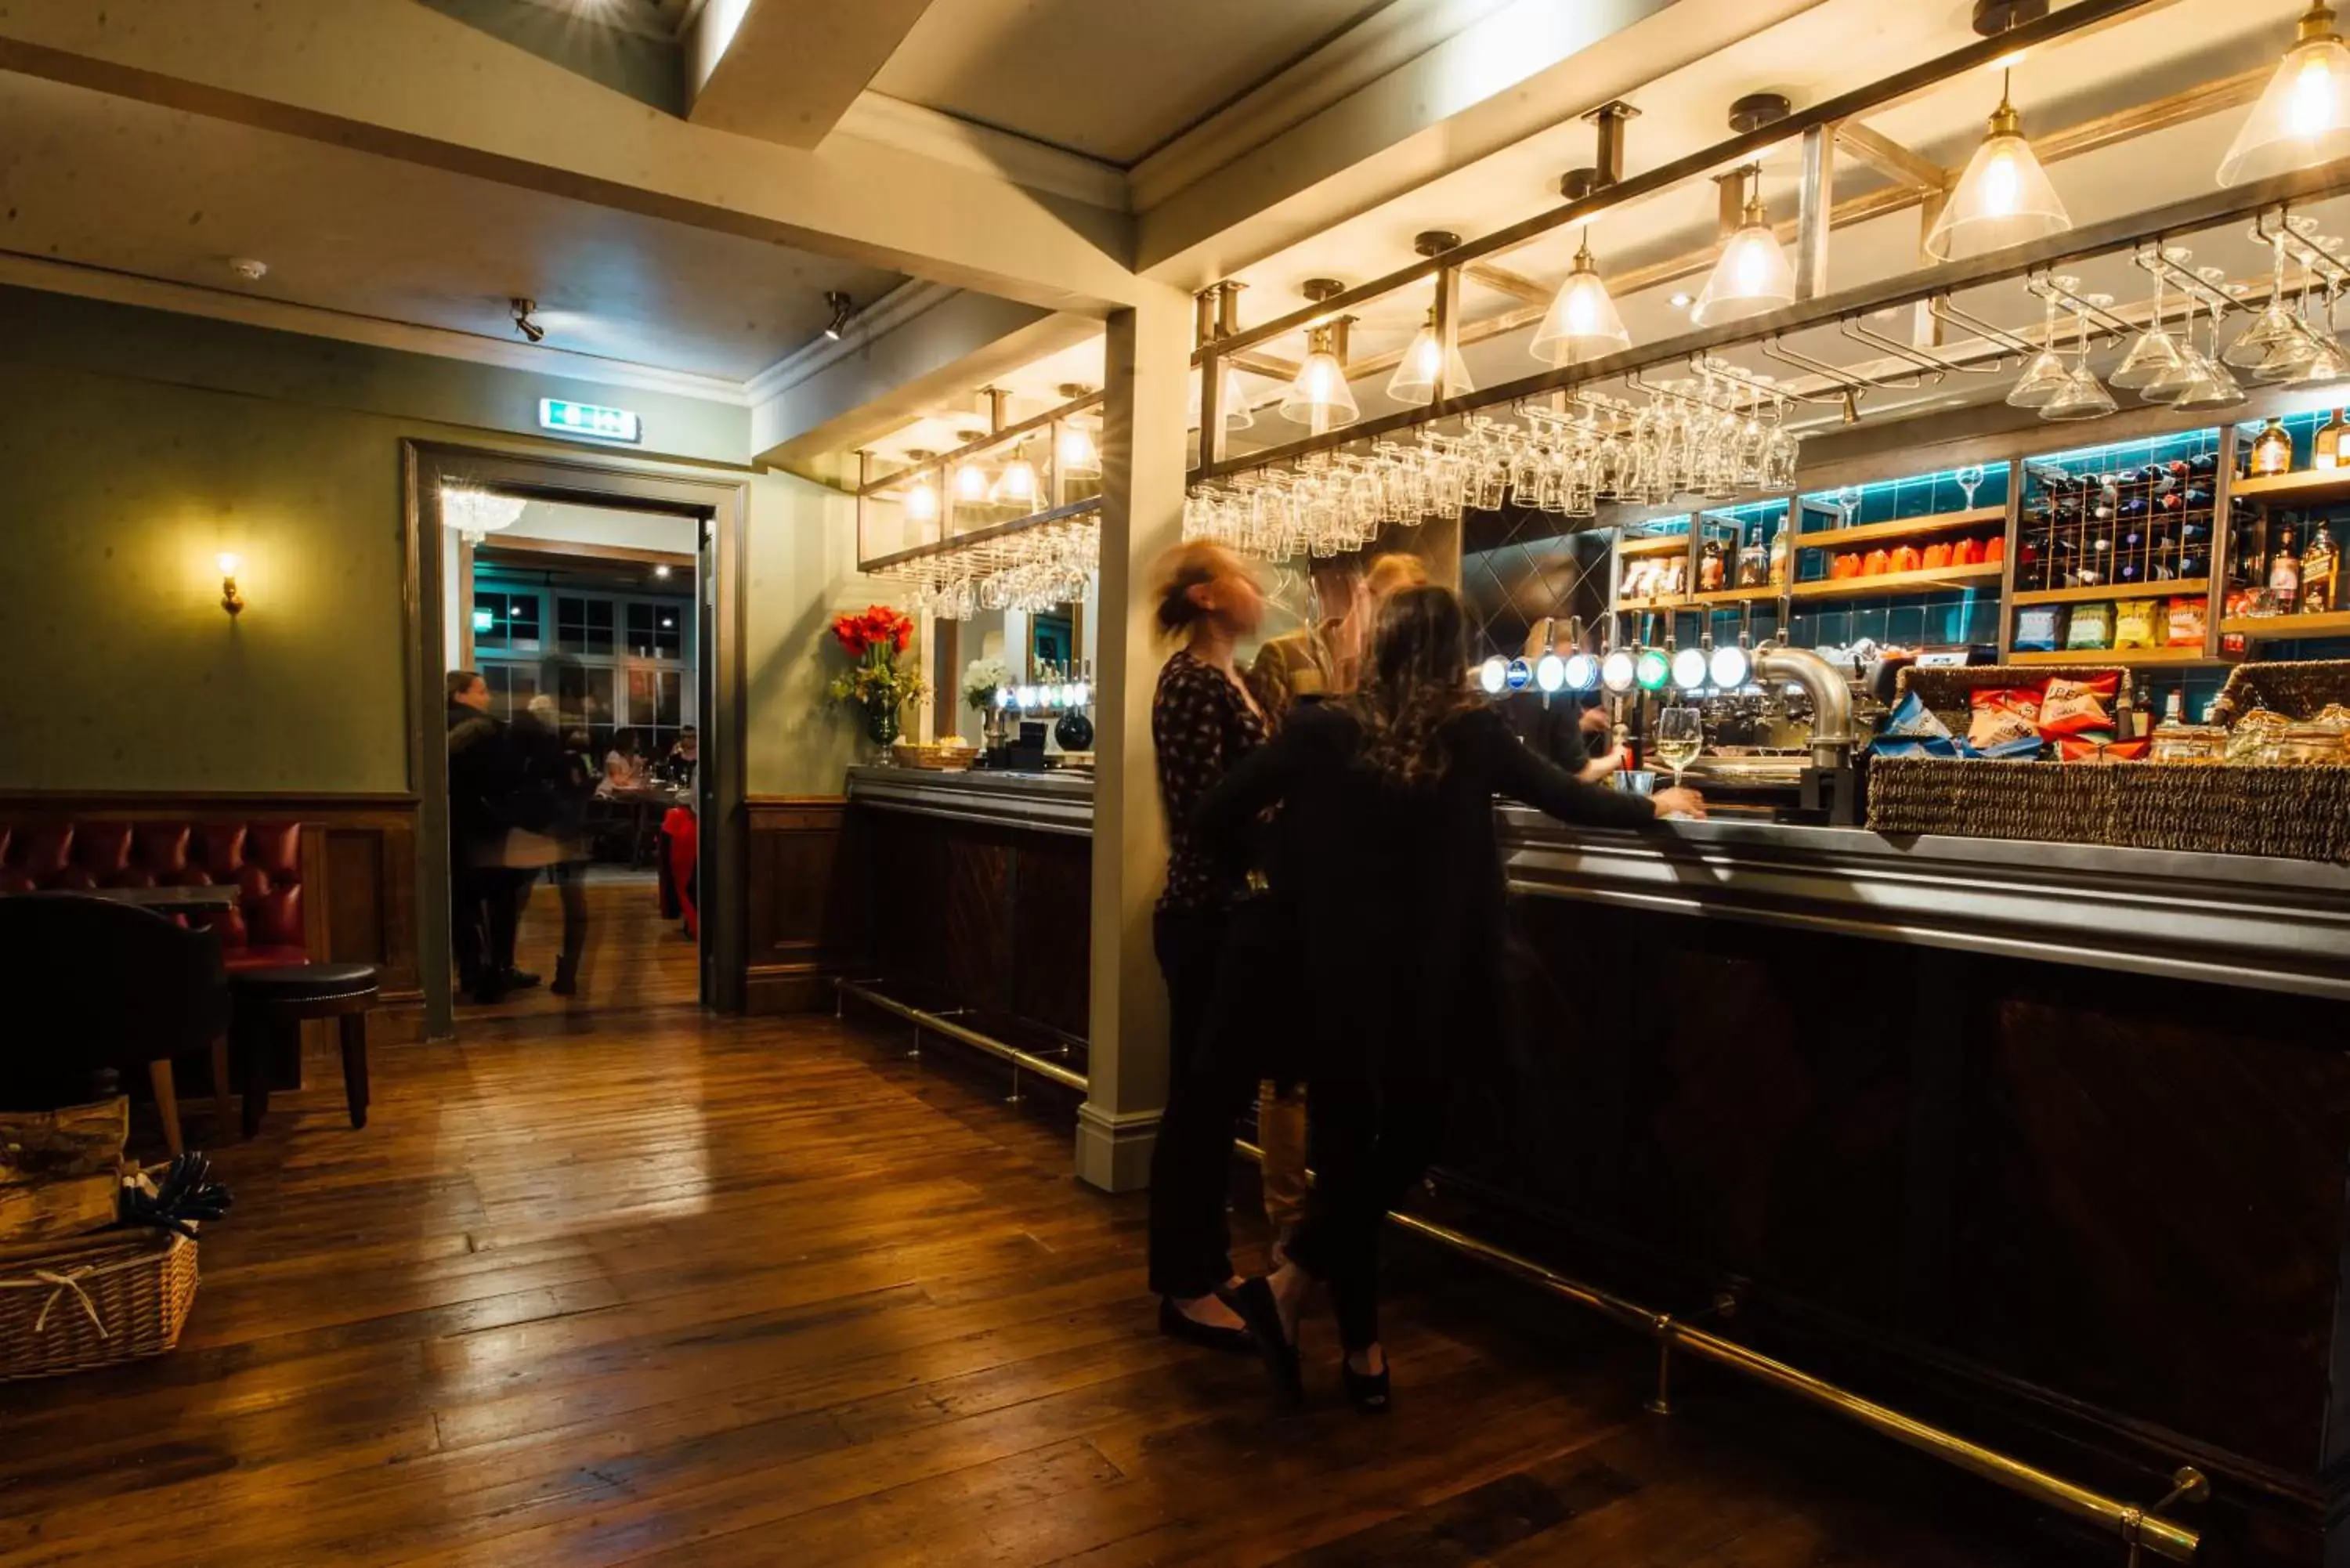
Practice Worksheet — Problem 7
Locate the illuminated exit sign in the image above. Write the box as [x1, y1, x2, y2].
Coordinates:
[539, 399, 642, 443]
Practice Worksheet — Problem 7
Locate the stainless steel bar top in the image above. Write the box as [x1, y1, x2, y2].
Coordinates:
[843, 767, 2350, 999]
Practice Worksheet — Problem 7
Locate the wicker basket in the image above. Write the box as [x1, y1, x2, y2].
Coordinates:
[1890, 663, 2138, 733]
[0, 1227, 197, 1380]
[1868, 755, 2350, 862]
[2209, 659, 2350, 725]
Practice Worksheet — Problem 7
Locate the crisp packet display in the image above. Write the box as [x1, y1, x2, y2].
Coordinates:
[2066, 601, 2113, 650]
[2038, 673, 2119, 738]
[2014, 605, 2065, 652]
[2114, 598, 2160, 650]
[1967, 687, 2042, 750]
[1880, 690, 1952, 740]
[2167, 599, 2206, 648]
[2059, 735, 2151, 763]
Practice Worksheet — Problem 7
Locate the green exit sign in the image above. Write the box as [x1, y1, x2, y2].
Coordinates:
[538, 399, 642, 443]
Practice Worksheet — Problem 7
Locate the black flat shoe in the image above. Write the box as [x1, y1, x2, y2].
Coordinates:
[1158, 1295, 1254, 1355]
[1227, 1277, 1304, 1407]
[1342, 1359, 1391, 1414]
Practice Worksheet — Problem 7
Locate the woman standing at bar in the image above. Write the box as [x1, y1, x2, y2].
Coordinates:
[1196, 586, 1701, 1411]
[1144, 541, 1271, 1351]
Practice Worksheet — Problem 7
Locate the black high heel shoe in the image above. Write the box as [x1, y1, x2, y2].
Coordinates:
[1158, 1295, 1254, 1355]
[1227, 1277, 1304, 1407]
[1341, 1354, 1390, 1415]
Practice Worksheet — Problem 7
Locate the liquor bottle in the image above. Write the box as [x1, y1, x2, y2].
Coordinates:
[2270, 518, 2303, 612]
[1736, 524, 1768, 587]
[2317, 410, 2349, 471]
[2163, 688, 2185, 727]
[2305, 520, 2340, 613]
[1698, 537, 1726, 593]
[2251, 417, 2294, 477]
[1768, 522, 1788, 587]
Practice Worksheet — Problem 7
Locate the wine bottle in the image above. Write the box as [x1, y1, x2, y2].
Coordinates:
[2317, 410, 2348, 471]
[2305, 521, 2340, 613]
[2271, 519, 2303, 612]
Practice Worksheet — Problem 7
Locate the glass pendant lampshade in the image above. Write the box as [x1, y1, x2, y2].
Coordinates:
[1388, 310, 1476, 406]
[952, 432, 991, 503]
[1531, 232, 1631, 364]
[1281, 327, 1360, 427]
[1925, 78, 2070, 259]
[1189, 363, 1257, 432]
[989, 452, 1039, 508]
[1692, 189, 1797, 327]
[903, 452, 939, 524]
[1056, 421, 1100, 477]
[2218, 2, 2350, 186]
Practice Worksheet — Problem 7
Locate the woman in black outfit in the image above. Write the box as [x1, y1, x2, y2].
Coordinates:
[1194, 586, 1703, 1411]
[1144, 541, 1270, 1351]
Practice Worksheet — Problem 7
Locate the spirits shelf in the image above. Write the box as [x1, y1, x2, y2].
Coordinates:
[1617, 533, 1694, 558]
[1690, 584, 1784, 606]
[1786, 562, 2005, 600]
[2229, 468, 2350, 500]
[1616, 594, 1693, 613]
[2005, 647, 2232, 668]
[1791, 507, 2008, 552]
[2010, 580, 2211, 606]
[2221, 610, 2350, 640]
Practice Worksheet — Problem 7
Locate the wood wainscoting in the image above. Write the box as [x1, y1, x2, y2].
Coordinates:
[0, 792, 425, 1040]
[745, 796, 861, 1014]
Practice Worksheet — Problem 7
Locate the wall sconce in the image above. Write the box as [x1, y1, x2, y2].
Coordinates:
[217, 552, 244, 617]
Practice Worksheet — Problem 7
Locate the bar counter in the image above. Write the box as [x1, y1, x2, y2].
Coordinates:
[844, 764, 2350, 1563]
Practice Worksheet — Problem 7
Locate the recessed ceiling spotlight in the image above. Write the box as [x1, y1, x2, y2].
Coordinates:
[1668, 291, 1694, 309]
[822, 291, 855, 341]
[653, 564, 672, 579]
[229, 257, 267, 281]
[510, 297, 545, 344]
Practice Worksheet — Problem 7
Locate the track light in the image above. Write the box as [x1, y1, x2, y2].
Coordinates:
[510, 298, 545, 344]
[822, 291, 855, 341]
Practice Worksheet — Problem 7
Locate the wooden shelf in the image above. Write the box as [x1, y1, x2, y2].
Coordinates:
[2011, 580, 2211, 606]
[1690, 584, 1784, 606]
[1791, 507, 2007, 552]
[1616, 594, 1692, 613]
[2005, 647, 2230, 668]
[2221, 610, 2350, 640]
[2228, 468, 2350, 500]
[1786, 562, 2005, 600]
[1617, 533, 1693, 558]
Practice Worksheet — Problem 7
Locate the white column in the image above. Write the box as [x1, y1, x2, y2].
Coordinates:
[1078, 284, 1191, 1192]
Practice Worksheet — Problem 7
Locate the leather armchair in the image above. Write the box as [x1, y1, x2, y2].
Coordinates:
[0, 820, 307, 969]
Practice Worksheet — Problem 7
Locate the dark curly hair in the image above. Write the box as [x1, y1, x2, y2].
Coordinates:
[1349, 585, 1484, 786]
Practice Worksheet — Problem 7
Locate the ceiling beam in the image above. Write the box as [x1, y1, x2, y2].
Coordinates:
[1462, 262, 1556, 308]
[1834, 122, 1946, 193]
[688, 0, 940, 149]
[0, 0, 1140, 313]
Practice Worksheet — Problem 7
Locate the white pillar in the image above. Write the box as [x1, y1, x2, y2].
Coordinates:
[1078, 284, 1191, 1192]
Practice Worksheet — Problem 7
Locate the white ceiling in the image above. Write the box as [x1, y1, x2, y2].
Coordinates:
[0, 70, 906, 382]
[869, 0, 1401, 165]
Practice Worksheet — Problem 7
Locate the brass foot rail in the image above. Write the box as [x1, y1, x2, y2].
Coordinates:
[833, 978, 1088, 1094]
[1231, 1140, 2204, 1564]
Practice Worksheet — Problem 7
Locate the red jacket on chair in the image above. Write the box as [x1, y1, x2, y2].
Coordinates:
[663, 807, 698, 941]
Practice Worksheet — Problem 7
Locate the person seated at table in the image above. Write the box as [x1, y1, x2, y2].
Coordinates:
[598, 730, 651, 797]
[656, 726, 700, 789]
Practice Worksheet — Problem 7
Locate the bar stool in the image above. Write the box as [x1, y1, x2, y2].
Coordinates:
[228, 963, 380, 1137]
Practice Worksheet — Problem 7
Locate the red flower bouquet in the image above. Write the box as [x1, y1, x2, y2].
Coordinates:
[825, 604, 926, 749]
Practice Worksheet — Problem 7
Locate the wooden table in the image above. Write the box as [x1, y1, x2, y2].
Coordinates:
[0, 886, 239, 914]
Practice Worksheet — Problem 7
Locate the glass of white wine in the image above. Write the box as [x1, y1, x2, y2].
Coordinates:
[1654, 706, 1704, 797]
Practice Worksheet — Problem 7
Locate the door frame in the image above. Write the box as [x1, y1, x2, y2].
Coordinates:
[402, 440, 750, 1039]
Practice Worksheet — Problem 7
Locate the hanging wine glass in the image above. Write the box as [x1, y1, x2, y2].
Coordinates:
[2225, 226, 2301, 368]
[1954, 462, 1987, 509]
[2008, 288, 2071, 408]
[2041, 297, 2117, 422]
[2113, 251, 2184, 389]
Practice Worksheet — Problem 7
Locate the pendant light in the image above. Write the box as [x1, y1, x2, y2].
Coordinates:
[1053, 384, 1101, 477]
[1925, 70, 2070, 259]
[2218, 2, 2350, 186]
[1692, 168, 1797, 327]
[1530, 229, 1630, 364]
[1189, 363, 1258, 432]
[902, 450, 939, 523]
[440, 482, 524, 535]
[951, 431, 991, 504]
[1388, 310, 1476, 406]
[1280, 279, 1359, 428]
[989, 443, 1039, 509]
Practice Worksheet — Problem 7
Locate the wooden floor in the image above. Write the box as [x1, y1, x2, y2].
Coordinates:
[0, 1007, 2093, 1566]
[460, 865, 701, 1022]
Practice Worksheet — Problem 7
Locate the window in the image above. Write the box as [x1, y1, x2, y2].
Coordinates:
[472, 589, 542, 652]
[556, 596, 614, 656]
[626, 601, 684, 660]
[480, 663, 537, 721]
[555, 663, 616, 747]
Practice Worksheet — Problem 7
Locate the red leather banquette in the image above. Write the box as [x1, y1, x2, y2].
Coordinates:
[0, 820, 309, 969]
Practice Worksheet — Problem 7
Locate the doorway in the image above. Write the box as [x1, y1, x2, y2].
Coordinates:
[403, 443, 748, 1041]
